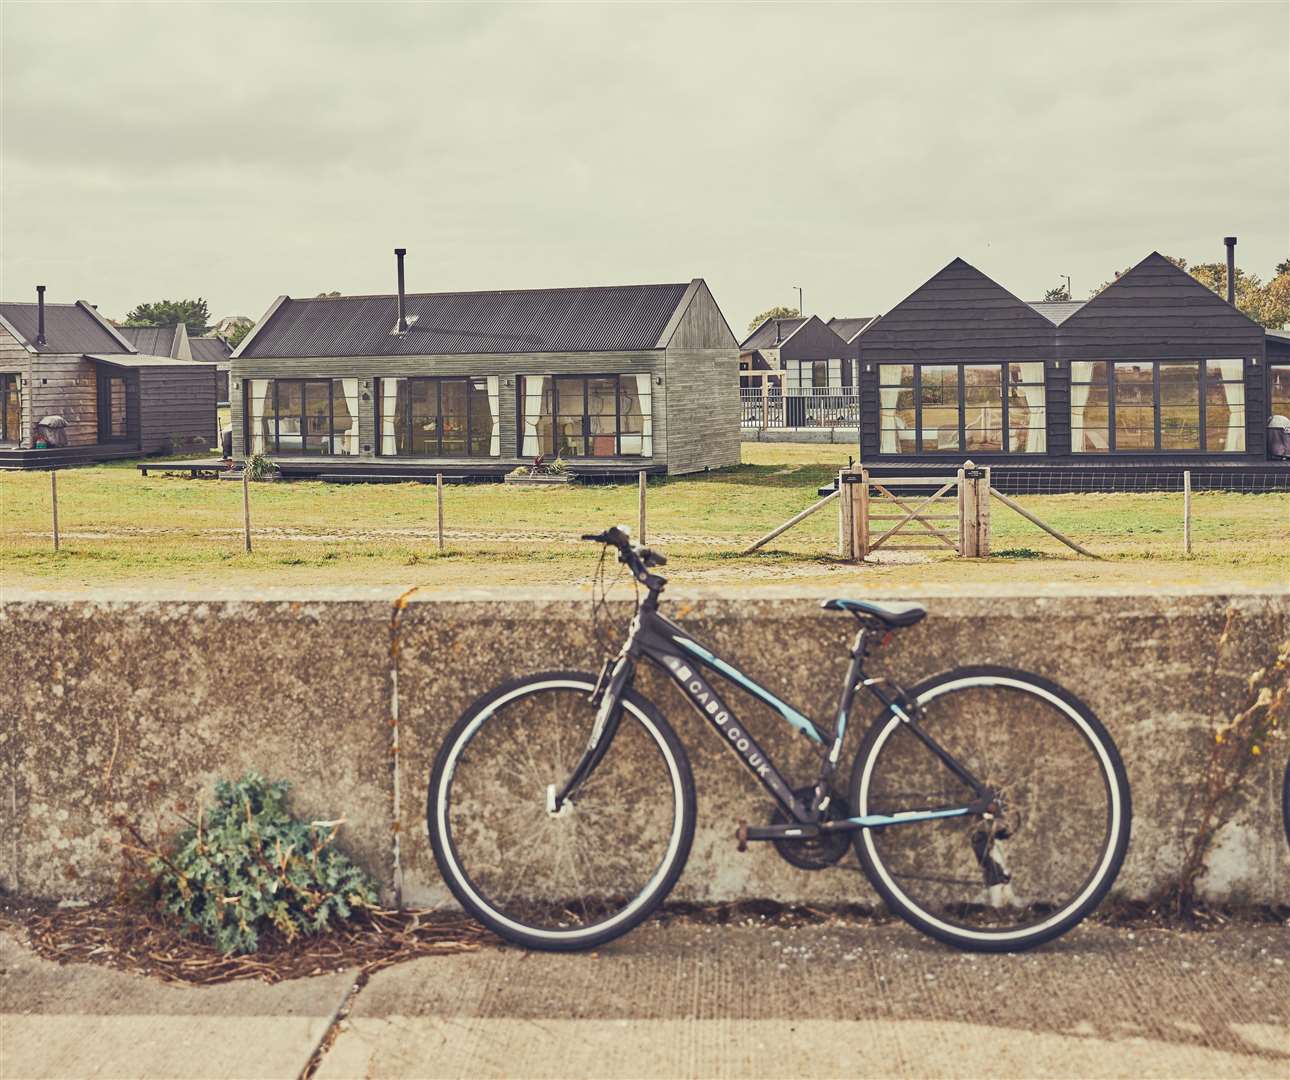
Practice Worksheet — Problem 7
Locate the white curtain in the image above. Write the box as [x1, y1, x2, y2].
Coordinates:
[827, 358, 842, 391]
[618, 374, 653, 457]
[340, 378, 359, 455]
[1069, 362, 1093, 453]
[1021, 382, 1047, 453]
[381, 378, 400, 456]
[1216, 359, 1245, 452]
[486, 376, 500, 456]
[783, 364, 800, 395]
[522, 376, 547, 458]
[249, 379, 270, 454]
[880, 385, 901, 453]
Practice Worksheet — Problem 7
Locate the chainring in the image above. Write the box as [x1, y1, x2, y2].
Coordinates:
[770, 786, 852, 870]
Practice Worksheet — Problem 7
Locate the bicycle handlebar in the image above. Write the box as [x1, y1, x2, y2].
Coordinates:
[581, 526, 668, 586]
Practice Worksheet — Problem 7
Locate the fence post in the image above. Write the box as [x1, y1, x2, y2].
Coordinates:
[956, 467, 968, 555]
[436, 473, 445, 553]
[838, 469, 852, 560]
[638, 471, 648, 542]
[855, 468, 870, 559]
[50, 470, 60, 552]
[1183, 470, 1192, 555]
[978, 466, 991, 557]
[241, 468, 252, 553]
[760, 377, 769, 430]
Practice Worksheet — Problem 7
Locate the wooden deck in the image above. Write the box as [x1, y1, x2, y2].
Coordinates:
[0, 444, 142, 470]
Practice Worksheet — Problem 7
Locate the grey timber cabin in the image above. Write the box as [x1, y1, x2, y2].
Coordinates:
[0, 288, 217, 468]
[230, 253, 741, 478]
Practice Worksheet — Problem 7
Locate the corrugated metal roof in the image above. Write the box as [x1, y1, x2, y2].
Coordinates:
[1264, 328, 1290, 342]
[87, 353, 205, 368]
[740, 316, 807, 351]
[0, 301, 128, 354]
[826, 316, 876, 343]
[1026, 300, 1087, 325]
[240, 282, 694, 358]
[118, 325, 180, 356]
[190, 336, 232, 362]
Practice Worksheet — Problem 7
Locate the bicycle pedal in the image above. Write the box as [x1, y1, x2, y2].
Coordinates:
[736, 820, 749, 853]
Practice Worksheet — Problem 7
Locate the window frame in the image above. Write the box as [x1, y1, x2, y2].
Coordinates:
[1269, 364, 1290, 419]
[1070, 358, 1248, 454]
[0, 373, 20, 443]
[375, 376, 493, 458]
[877, 361, 1046, 455]
[518, 373, 650, 459]
[245, 377, 355, 456]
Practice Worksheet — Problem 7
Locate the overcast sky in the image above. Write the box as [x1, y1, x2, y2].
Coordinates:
[3, 2, 1287, 334]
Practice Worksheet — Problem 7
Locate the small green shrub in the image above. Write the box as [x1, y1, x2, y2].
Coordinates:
[152, 773, 378, 955]
[242, 453, 277, 482]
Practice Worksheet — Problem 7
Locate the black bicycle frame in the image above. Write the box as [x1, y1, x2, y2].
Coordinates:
[557, 595, 995, 834]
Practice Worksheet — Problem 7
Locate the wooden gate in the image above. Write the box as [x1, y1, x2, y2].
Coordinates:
[840, 465, 991, 560]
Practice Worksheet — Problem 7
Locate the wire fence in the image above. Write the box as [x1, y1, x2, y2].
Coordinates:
[986, 469, 1290, 495]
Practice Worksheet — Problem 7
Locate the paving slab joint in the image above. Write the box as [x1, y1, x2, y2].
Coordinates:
[299, 970, 371, 1080]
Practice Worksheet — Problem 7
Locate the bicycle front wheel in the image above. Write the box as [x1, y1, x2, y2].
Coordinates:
[428, 671, 695, 951]
[850, 666, 1131, 952]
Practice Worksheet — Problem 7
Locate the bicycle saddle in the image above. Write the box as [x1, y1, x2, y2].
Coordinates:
[821, 598, 927, 628]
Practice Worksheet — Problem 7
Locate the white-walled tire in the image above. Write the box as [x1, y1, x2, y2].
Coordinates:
[850, 666, 1131, 953]
[428, 671, 696, 952]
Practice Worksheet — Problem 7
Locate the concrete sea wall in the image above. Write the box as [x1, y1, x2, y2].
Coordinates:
[3, 590, 1287, 907]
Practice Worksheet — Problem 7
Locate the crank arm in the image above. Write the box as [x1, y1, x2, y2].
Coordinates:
[736, 820, 821, 851]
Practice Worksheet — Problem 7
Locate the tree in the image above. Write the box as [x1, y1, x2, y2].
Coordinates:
[1275, 258, 1289, 276]
[124, 298, 210, 335]
[747, 305, 799, 333]
[315, 291, 341, 298]
[1043, 284, 1071, 302]
[225, 321, 254, 348]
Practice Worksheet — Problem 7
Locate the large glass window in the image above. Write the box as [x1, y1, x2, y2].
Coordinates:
[878, 362, 1045, 454]
[1, 373, 21, 443]
[519, 374, 652, 458]
[245, 378, 358, 455]
[1071, 359, 1245, 453]
[377, 376, 499, 457]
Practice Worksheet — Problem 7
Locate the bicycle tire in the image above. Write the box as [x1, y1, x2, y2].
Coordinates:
[428, 671, 696, 952]
[850, 665, 1131, 953]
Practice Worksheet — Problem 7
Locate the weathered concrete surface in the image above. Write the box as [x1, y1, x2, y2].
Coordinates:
[1, 599, 393, 899]
[316, 921, 1290, 1079]
[0, 928, 353, 1079]
[3, 590, 1288, 906]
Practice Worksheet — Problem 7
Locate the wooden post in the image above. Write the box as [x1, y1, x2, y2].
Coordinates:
[850, 468, 870, 559]
[761, 376, 770, 430]
[1183, 470, 1192, 555]
[956, 466, 969, 556]
[241, 467, 252, 553]
[839, 469, 853, 560]
[978, 466, 991, 557]
[638, 470, 647, 543]
[50, 471, 60, 553]
[436, 473, 445, 553]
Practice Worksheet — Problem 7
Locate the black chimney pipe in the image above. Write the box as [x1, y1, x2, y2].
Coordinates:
[394, 248, 408, 332]
[35, 285, 46, 346]
[1223, 237, 1237, 305]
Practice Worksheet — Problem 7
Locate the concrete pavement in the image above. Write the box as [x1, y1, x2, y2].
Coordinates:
[3, 919, 1287, 1079]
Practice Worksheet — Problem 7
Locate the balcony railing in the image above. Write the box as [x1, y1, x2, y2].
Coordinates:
[740, 387, 861, 430]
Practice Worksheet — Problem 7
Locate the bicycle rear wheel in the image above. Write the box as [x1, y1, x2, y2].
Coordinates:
[428, 671, 695, 951]
[850, 666, 1131, 952]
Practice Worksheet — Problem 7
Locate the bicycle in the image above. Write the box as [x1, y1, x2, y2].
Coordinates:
[427, 526, 1132, 953]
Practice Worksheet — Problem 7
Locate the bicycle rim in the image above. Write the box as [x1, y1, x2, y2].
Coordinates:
[854, 670, 1128, 946]
[431, 675, 692, 946]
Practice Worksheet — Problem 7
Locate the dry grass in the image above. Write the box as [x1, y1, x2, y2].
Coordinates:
[1, 443, 1286, 594]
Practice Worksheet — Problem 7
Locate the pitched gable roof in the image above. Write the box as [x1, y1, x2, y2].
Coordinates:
[190, 335, 233, 363]
[826, 316, 878, 343]
[238, 281, 698, 359]
[740, 316, 808, 351]
[118, 324, 184, 357]
[0, 300, 133, 355]
[1064, 251, 1263, 329]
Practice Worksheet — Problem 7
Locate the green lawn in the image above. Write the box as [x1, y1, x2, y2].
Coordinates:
[1, 444, 1286, 594]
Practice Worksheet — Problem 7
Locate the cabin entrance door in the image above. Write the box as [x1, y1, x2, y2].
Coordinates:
[96, 369, 130, 443]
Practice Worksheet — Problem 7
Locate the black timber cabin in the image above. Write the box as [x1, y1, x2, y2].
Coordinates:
[229, 253, 741, 478]
[853, 251, 1286, 485]
[740, 315, 852, 390]
[119, 322, 234, 405]
[0, 289, 217, 468]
